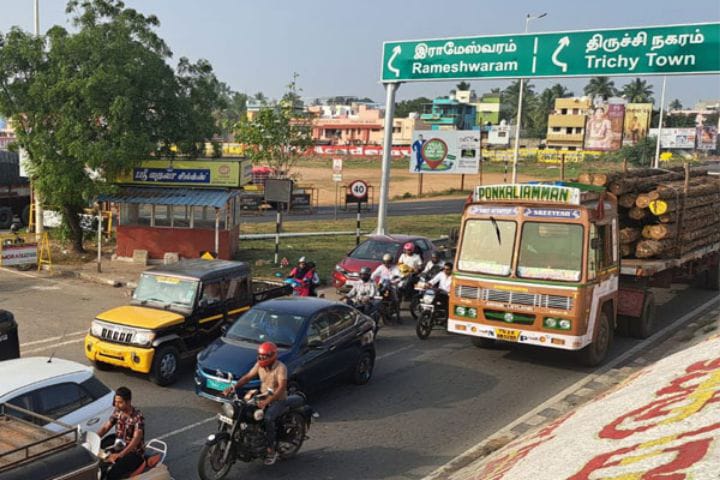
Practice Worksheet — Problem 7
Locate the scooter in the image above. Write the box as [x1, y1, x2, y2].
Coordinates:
[415, 288, 449, 340]
[83, 431, 172, 479]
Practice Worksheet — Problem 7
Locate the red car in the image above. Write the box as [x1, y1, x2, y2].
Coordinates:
[332, 235, 438, 292]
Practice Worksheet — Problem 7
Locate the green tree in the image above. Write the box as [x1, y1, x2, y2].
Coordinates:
[621, 78, 654, 103]
[395, 96, 431, 118]
[456, 81, 471, 91]
[669, 98, 683, 110]
[501, 80, 537, 130]
[214, 82, 248, 141]
[234, 75, 313, 176]
[0, 0, 223, 252]
[584, 76, 617, 100]
[253, 92, 268, 104]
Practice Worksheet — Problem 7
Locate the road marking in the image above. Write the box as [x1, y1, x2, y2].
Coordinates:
[377, 344, 413, 360]
[0, 267, 44, 279]
[20, 330, 88, 347]
[157, 416, 216, 441]
[29, 285, 61, 290]
[22, 338, 86, 354]
[423, 294, 720, 480]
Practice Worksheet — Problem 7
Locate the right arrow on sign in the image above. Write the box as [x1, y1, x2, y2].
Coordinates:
[552, 36, 570, 72]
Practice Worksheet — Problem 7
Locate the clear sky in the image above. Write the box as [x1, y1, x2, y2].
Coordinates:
[1, 0, 719, 108]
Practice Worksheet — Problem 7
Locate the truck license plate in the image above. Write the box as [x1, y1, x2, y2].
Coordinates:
[496, 328, 520, 342]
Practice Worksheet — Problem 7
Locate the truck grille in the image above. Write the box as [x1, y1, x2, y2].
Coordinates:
[100, 326, 134, 344]
[455, 285, 574, 311]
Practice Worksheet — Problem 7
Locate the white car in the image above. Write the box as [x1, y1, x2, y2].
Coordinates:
[0, 357, 114, 433]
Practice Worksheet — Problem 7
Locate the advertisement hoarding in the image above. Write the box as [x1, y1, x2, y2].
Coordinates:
[584, 102, 625, 151]
[654, 128, 697, 148]
[622, 103, 653, 146]
[1, 244, 38, 266]
[487, 124, 512, 146]
[410, 130, 480, 174]
[117, 159, 250, 187]
[696, 126, 718, 150]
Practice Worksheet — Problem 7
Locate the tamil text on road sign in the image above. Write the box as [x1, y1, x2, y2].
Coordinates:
[382, 23, 719, 82]
[410, 131, 480, 174]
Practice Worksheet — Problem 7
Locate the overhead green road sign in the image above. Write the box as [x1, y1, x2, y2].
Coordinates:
[381, 23, 720, 82]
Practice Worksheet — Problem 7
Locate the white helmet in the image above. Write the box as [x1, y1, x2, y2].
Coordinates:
[382, 253, 393, 263]
[298, 256, 306, 263]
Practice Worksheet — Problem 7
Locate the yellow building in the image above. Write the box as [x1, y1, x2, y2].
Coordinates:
[546, 97, 592, 150]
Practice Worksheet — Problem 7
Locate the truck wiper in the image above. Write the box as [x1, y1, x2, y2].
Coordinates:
[490, 216, 502, 245]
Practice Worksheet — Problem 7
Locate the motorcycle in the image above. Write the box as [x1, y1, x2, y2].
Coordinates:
[283, 277, 308, 297]
[346, 298, 381, 337]
[376, 279, 401, 325]
[415, 287, 449, 340]
[197, 390, 316, 479]
[82, 431, 172, 479]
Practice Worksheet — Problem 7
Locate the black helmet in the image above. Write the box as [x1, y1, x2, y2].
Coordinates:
[359, 266, 372, 276]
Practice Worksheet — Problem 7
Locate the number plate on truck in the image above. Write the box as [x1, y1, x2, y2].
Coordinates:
[496, 328, 520, 342]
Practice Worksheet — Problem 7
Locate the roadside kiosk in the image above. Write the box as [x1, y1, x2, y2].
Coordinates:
[99, 158, 251, 260]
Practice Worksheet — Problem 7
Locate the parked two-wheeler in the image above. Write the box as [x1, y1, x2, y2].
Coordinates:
[415, 288, 449, 340]
[197, 391, 316, 479]
[83, 431, 172, 479]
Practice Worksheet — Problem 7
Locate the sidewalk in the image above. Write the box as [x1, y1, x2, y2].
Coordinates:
[425, 302, 720, 480]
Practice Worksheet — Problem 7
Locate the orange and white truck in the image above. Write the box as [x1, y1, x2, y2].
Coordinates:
[448, 183, 719, 365]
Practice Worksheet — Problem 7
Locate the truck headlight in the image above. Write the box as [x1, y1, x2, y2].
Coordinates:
[558, 319, 571, 330]
[132, 330, 156, 347]
[544, 318, 558, 328]
[90, 320, 103, 338]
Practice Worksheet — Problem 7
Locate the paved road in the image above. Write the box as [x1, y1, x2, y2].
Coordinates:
[239, 198, 466, 223]
[2, 267, 717, 479]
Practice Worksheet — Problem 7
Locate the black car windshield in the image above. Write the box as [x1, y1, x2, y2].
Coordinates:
[350, 240, 402, 261]
[132, 274, 198, 308]
[226, 308, 307, 347]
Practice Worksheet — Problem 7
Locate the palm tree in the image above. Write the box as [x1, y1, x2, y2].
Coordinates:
[456, 81, 471, 91]
[669, 99, 683, 111]
[531, 84, 574, 137]
[621, 78, 654, 103]
[584, 76, 617, 100]
[501, 80, 537, 127]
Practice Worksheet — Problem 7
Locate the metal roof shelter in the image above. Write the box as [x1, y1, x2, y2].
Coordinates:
[97, 187, 238, 208]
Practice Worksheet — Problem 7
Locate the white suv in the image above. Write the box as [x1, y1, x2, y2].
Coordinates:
[0, 357, 114, 433]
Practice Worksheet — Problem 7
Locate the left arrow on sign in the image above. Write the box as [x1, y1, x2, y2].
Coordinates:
[388, 45, 401, 78]
[552, 36, 570, 73]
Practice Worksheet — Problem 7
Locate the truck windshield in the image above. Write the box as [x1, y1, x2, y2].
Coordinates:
[132, 274, 198, 308]
[517, 222, 583, 282]
[458, 219, 516, 276]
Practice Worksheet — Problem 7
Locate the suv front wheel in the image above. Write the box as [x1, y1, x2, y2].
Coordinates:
[150, 345, 180, 386]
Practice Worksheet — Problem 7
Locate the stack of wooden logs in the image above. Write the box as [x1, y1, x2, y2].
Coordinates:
[578, 166, 720, 259]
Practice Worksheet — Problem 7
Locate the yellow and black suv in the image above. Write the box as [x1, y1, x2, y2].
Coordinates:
[85, 259, 290, 385]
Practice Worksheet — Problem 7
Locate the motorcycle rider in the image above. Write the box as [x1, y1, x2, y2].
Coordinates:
[287, 257, 313, 296]
[342, 266, 379, 316]
[371, 253, 396, 284]
[420, 252, 443, 280]
[96, 386, 145, 480]
[428, 262, 454, 310]
[398, 242, 423, 274]
[223, 342, 287, 466]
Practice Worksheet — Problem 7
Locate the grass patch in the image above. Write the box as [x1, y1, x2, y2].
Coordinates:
[236, 213, 461, 282]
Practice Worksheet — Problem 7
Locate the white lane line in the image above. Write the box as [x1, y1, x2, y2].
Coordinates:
[21, 330, 88, 347]
[157, 417, 216, 441]
[377, 344, 413, 360]
[22, 338, 86, 354]
[422, 294, 720, 480]
[0, 267, 44, 279]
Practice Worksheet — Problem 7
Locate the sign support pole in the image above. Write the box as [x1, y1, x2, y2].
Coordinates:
[356, 202, 361, 246]
[376, 82, 399, 235]
[96, 210, 102, 273]
[334, 183, 338, 221]
[653, 76, 667, 169]
[274, 204, 281, 265]
[418, 173, 423, 196]
[511, 80, 524, 184]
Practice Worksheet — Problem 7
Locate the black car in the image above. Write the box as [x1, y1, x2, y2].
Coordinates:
[195, 297, 376, 401]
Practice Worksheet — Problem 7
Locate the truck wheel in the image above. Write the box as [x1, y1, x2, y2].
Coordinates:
[578, 310, 612, 367]
[21, 205, 30, 227]
[630, 292, 655, 339]
[615, 315, 631, 337]
[0, 207, 12, 229]
[702, 264, 719, 291]
[471, 336, 496, 349]
[150, 345, 180, 386]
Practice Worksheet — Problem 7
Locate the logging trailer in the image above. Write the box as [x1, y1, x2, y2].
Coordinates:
[448, 182, 719, 366]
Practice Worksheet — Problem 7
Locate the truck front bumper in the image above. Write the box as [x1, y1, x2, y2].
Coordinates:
[447, 318, 590, 351]
[84, 335, 154, 373]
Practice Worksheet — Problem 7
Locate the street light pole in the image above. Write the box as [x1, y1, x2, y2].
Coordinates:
[376, 82, 399, 235]
[511, 12, 547, 183]
[32, 0, 44, 238]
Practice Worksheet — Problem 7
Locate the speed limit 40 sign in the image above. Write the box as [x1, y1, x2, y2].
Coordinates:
[347, 180, 368, 203]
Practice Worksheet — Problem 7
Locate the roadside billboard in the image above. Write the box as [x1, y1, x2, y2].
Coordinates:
[622, 103, 652, 146]
[117, 159, 251, 187]
[696, 126, 718, 150]
[410, 130, 480, 174]
[583, 102, 625, 151]
[487, 124, 512, 146]
[654, 128, 697, 149]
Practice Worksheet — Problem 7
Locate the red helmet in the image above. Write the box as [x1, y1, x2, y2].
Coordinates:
[403, 242, 414, 253]
[257, 342, 278, 368]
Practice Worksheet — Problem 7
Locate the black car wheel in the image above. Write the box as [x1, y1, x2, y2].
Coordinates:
[351, 351, 374, 385]
[416, 311, 433, 340]
[150, 345, 180, 386]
